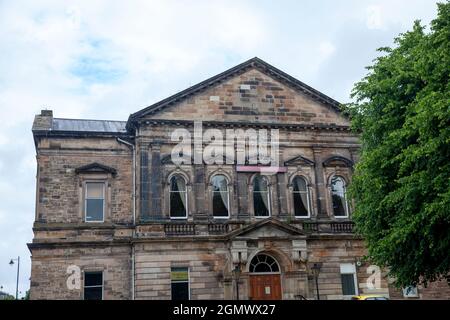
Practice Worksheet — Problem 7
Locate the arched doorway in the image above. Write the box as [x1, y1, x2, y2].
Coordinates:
[248, 253, 282, 300]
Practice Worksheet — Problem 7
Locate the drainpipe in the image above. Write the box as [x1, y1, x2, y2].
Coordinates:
[117, 137, 136, 300]
[117, 137, 136, 224]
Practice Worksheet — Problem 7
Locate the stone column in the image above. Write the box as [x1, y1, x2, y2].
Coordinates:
[277, 173, 288, 218]
[193, 164, 207, 220]
[236, 173, 249, 219]
[150, 143, 162, 219]
[139, 146, 150, 221]
[312, 147, 327, 218]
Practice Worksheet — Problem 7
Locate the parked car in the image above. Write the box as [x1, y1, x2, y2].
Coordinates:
[351, 295, 389, 300]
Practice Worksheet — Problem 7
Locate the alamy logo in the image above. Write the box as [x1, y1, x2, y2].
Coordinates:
[66, 265, 81, 290]
[366, 265, 382, 290]
[171, 121, 280, 167]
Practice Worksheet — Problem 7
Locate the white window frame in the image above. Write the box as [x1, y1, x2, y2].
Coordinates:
[292, 176, 311, 219]
[212, 175, 230, 219]
[84, 181, 105, 223]
[169, 176, 188, 220]
[340, 263, 359, 296]
[83, 270, 104, 300]
[331, 176, 350, 219]
[170, 267, 190, 300]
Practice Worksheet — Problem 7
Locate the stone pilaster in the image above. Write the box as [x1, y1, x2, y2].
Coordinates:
[236, 173, 249, 219]
[312, 147, 327, 218]
[276, 173, 288, 218]
[150, 143, 162, 219]
[139, 146, 150, 221]
[193, 164, 207, 220]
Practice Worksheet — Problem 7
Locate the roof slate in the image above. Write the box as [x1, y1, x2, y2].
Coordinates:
[52, 118, 127, 133]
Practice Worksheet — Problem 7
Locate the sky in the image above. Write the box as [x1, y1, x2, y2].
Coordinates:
[0, 0, 441, 298]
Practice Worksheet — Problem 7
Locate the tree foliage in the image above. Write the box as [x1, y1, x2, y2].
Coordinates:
[345, 2, 450, 287]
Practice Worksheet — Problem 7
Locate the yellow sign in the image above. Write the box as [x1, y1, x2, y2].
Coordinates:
[171, 268, 188, 281]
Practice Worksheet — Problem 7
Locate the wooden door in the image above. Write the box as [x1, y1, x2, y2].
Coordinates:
[249, 274, 282, 300]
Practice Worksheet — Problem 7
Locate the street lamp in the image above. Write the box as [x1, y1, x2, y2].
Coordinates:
[311, 262, 322, 300]
[232, 265, 241, 300]
[9, 256, 20, 300]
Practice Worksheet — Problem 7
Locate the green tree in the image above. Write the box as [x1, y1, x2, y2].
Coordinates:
[345, 2, 450, 287]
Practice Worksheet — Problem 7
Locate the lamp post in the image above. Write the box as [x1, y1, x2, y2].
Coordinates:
[232, 265, 241, 300]
[9, 256, 20, 300]
[311, 262, 322, 300]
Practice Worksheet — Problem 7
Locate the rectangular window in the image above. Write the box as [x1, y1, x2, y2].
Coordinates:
[171, 267, 189, 300]
[341, 274, 356, 296]
[85, 182, 105, 222]
[340, 263, 358, 296]
[84, 271, 103, 300]
[402, 286, 418, 298]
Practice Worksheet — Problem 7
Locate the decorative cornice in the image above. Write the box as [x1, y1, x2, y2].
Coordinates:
[136, 118, 351, 132]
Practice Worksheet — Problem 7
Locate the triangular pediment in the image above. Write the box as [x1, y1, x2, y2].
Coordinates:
[228, 218, 305, 239]
[127, 57, 350, 130]
[284, 155, 315, 166]
[75, 162, 117, 176]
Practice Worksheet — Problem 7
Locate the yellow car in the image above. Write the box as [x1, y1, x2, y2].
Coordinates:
[351, 295, 389, 300]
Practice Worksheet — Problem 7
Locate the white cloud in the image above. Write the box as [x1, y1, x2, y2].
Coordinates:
[319, 41, 336, 59]
[366, 5, 384, 30]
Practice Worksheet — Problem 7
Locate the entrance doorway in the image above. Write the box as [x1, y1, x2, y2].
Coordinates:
[248, 253, 282, 300]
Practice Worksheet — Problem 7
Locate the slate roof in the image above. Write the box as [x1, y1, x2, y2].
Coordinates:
[52, 118, 127, 133]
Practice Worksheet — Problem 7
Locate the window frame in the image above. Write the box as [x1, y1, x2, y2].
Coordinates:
[292, 176, 311, 218]
[211, 174, 230, 219]
[330, 175, 350, 218]
[249, 253, 281, 274]
[340, 263, 358, 296]
[170, 266, 190, 300]
[253, 175, 271, 218]
[402, 285, 419, 298]
[83, 270, 104, 300]
[84, 181, 106, 223]
[169, 175, 188, 220]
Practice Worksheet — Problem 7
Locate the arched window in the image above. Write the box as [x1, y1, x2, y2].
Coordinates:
[249, 254, 280, 273]
[169, 175, 187, 219]
[292, 176, 310, 217]
[253, 175, 270, 217]
[331, 176, 349, 217]
[211, 175, 229, 218]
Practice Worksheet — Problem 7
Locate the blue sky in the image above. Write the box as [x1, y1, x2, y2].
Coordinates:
[0, 0, 441, 298]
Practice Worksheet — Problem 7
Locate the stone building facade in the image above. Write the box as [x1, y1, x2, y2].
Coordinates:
[29, 58, 448, 300]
